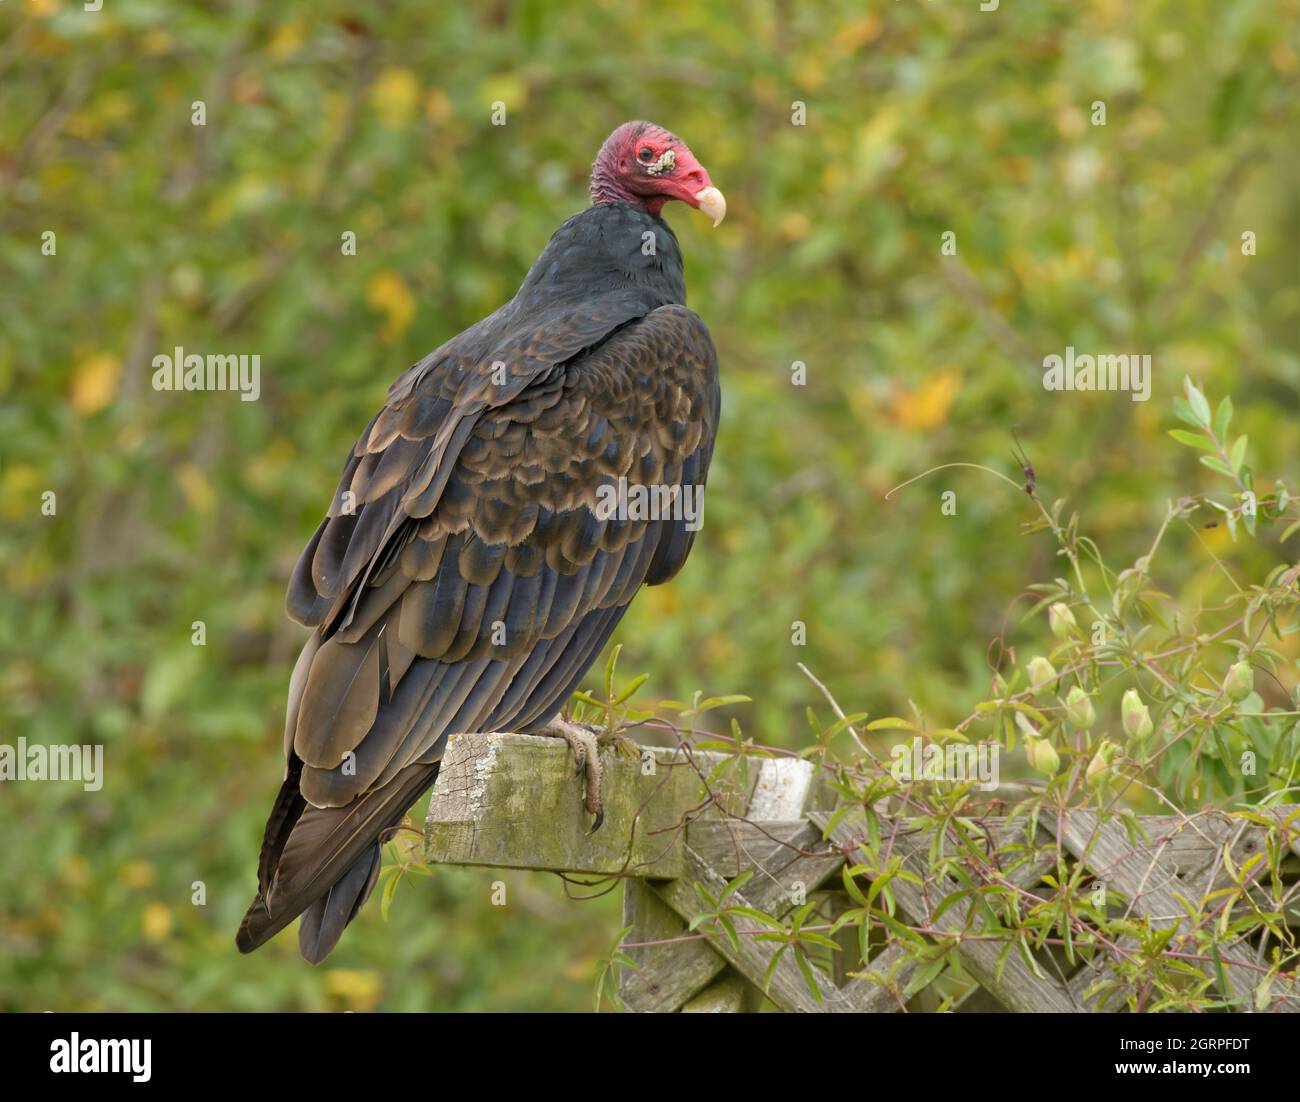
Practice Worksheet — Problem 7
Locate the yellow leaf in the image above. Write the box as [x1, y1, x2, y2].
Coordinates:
[1, 463, 40, 520]
[122, 861, 155, 889]
[142, 29, 173, 55]
[780, 212, 812, 241]
[643, 586, 677, 617]
[1200, 522, 1232, 551]
[832, 14, 882, 55]
[891, 369, 960, 432]
[795, 53, 828, 92]
[65, 109, 106, 141]
[370, 67, 420, 128]
[478, 75, 527, 112]
[99, 91, 132, 123]
[269, 22, 305, 61]
[176, 462, 215, 512]
[142, 902, 173, 943]
[366, 271, 416, 343]
[820, 163, 846, 193]
[70, 353, 122, 415]
[562, 956, 595, 981]
[60, 854, 90, 887]
[324, 969, 384, 1012]
[856, 107, 901, 161]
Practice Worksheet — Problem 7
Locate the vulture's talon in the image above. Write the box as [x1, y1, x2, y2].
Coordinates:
[541, 719, 604, 828]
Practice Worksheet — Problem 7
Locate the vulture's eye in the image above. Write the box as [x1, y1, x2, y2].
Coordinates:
[637, 147, 655, 162]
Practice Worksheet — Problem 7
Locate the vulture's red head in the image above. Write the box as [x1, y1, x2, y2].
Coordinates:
[590, 121, 726, 226]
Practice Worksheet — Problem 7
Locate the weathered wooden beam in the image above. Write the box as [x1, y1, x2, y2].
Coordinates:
[619, 877, 723, 1013]
[620, 819, 847, 1009]
[423, 734, 833, 874]
[685, 819, 846, 907]
[423, 732, 733, 877]
[679, 971, 754, 1013]
[650, 839, 913, 1012]
[622, 819, 848, 1011]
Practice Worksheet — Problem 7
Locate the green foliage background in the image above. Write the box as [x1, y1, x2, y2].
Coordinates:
[1, 0, 1297, 1010]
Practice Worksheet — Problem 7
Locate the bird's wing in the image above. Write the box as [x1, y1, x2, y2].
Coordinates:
[286, 288, 666, 634]
[238, 301, 719, 959]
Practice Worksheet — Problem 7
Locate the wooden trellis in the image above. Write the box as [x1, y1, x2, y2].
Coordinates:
[422, 732, 1300, 1012]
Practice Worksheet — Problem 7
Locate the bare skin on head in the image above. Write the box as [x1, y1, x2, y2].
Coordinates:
[590, 120, 726, 225]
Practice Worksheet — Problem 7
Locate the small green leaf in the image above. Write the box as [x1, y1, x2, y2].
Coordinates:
[1200, 454, 1236, 479]
[720, 869, 754, 902]
[726, 905, 786, 930]
[717, 914, 741, 953]
[842, 865, 868, 906]
[1184, 377, 1211, 425]
[613, 673, 649, 704]
[1229, 435, 1248, 474]
[380, 867, 401, 922]
[762, 945, 787, 993]
[1255, 974, 1274, 1012]
[930, 887, 975, 926]
[1214, 395, 1233, 439]
[903, 955, 947, 1000]
[793, 947, 824, 1005]
[603, 643, 621, 699]
[1209, 941, 1231, 1001]
[1173, 396, 1204, 429]
[694, 694, 752, 712]
[1168, 429, 1216, 451]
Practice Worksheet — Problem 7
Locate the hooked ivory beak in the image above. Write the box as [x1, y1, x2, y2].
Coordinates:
[694, 186, 726, 227]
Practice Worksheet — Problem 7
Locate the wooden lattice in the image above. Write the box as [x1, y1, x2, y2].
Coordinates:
[422, 732, 1300, 1012]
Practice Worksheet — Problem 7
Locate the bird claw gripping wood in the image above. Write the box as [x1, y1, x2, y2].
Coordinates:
[540, 719, 606, 833]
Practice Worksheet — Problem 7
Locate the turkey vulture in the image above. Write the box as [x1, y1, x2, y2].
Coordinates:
[237, 121, 724, 962]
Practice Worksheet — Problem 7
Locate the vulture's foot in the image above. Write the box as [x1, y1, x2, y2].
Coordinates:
[539, 719, 605, 833]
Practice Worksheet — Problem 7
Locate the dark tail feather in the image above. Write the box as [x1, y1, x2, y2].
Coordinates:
[256, 760, 307, 892]
[236, 759, 441, 959]
[298, 842, 383, 964]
